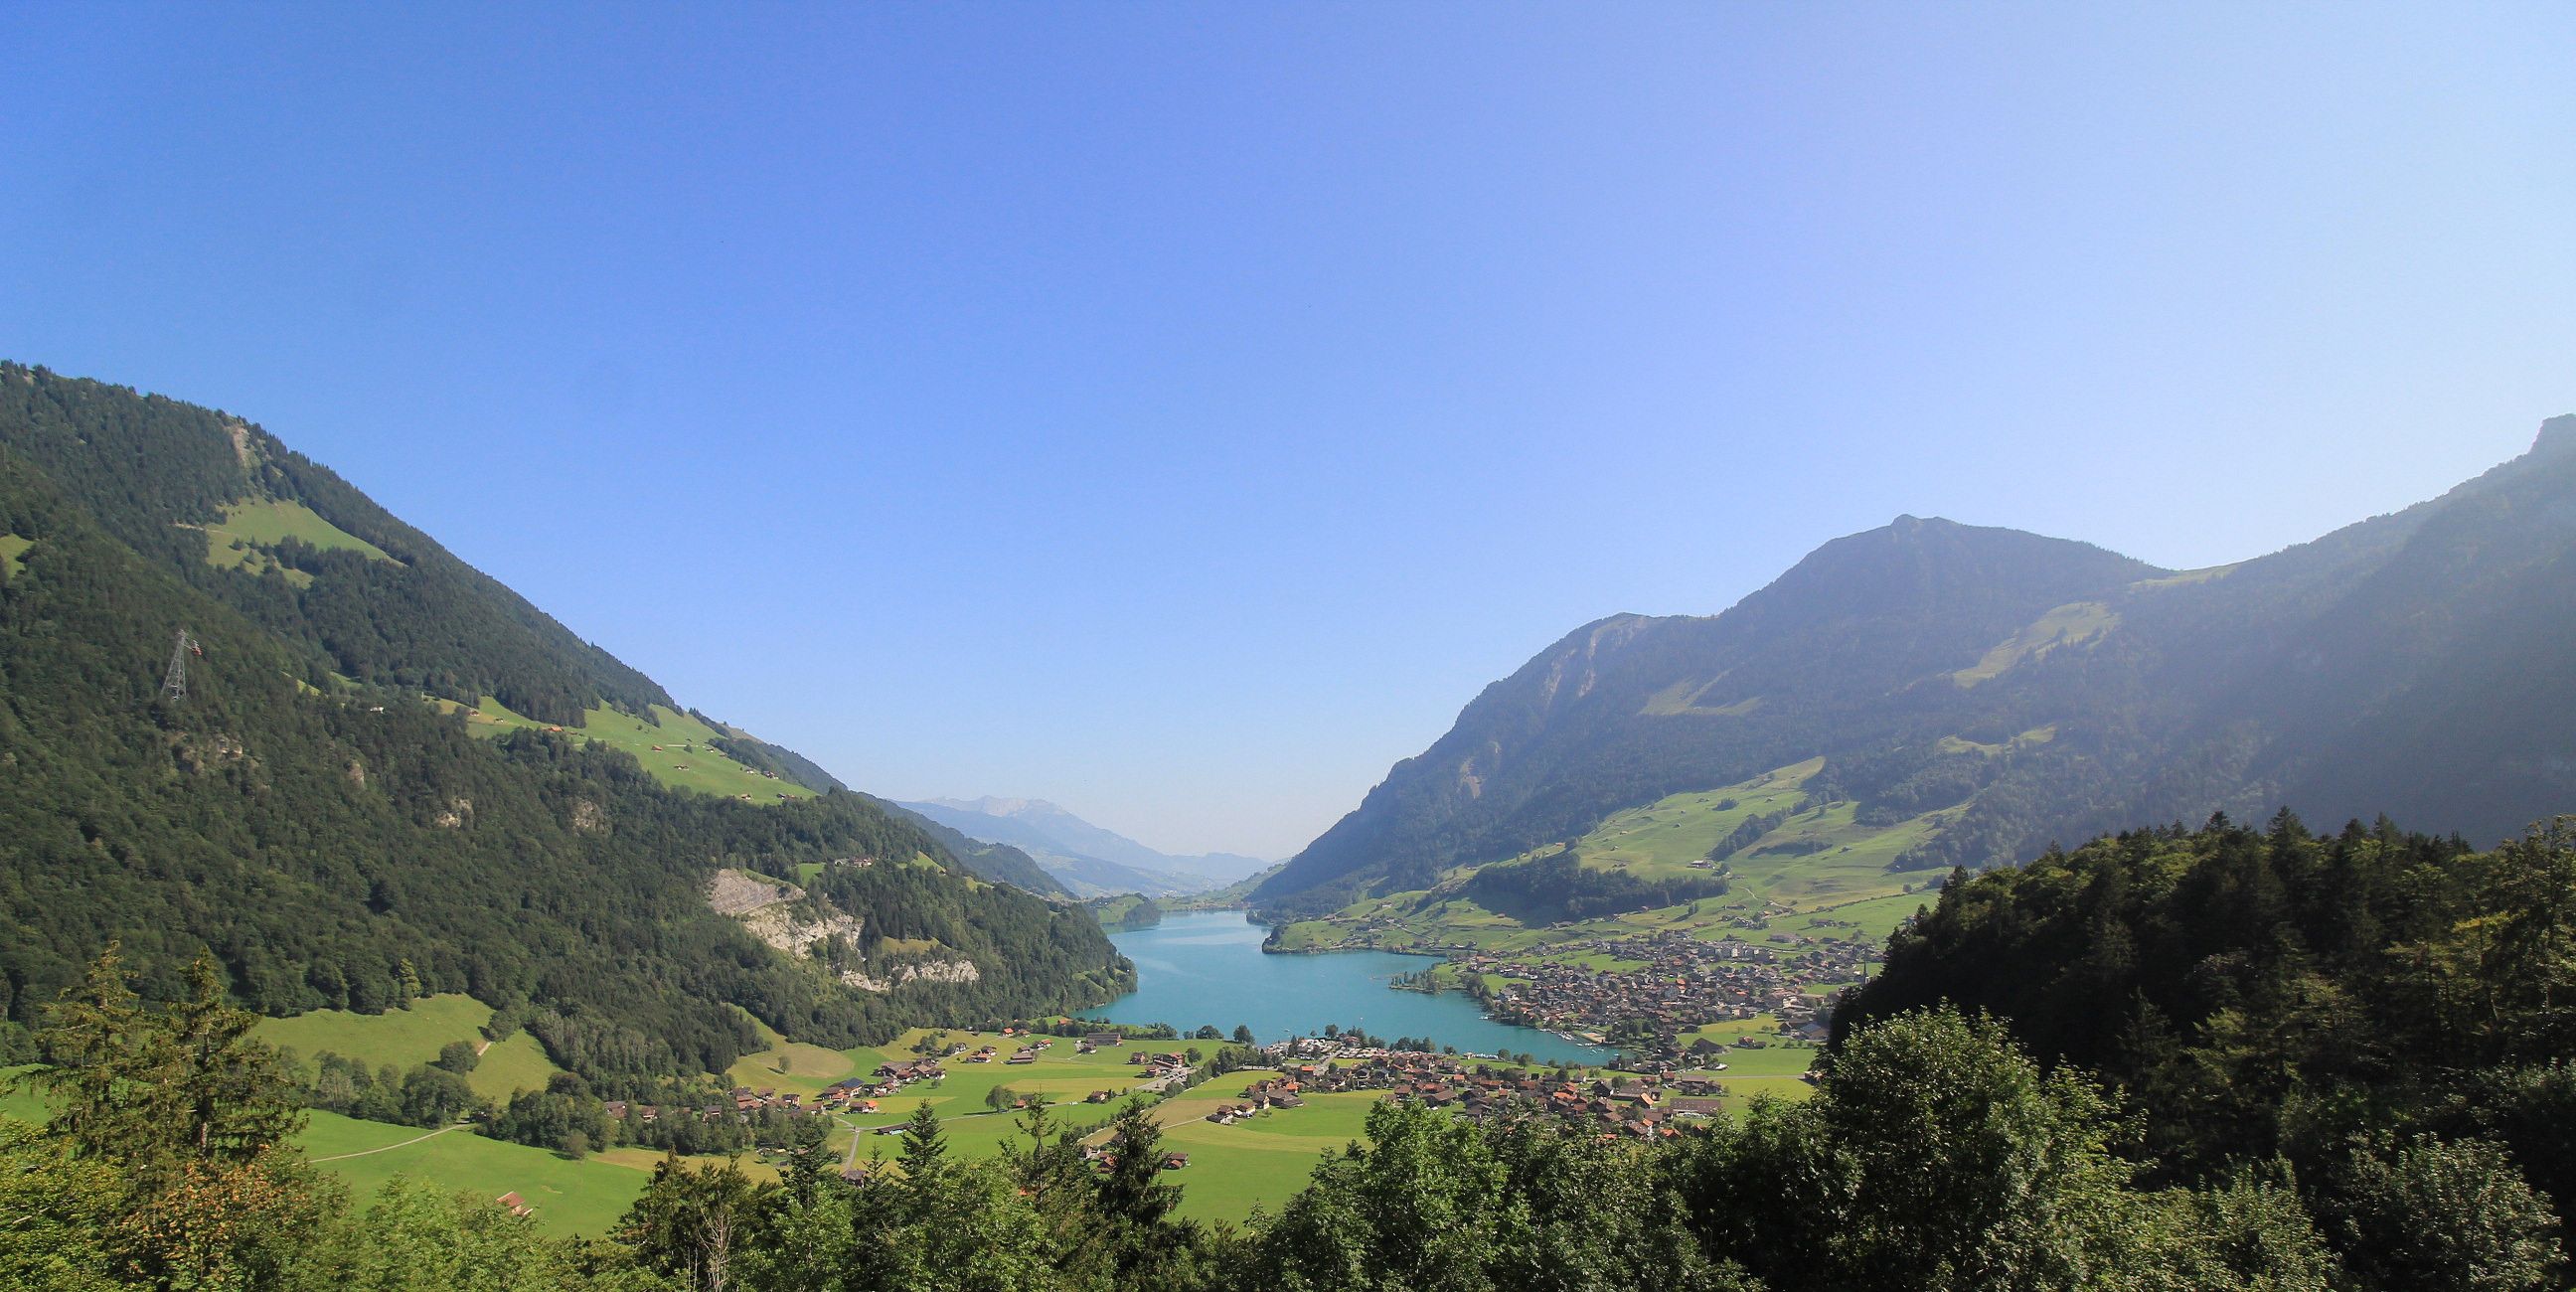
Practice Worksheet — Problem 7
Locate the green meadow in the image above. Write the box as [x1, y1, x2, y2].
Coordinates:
[298, 1111, 649, 1235]
[1950, 599, 2119, 687]
[0, 532, 32, 578]
[253, 994, 564, 1104]
[198, 497, 396, 586]
[444, 696, 818, 802]
[10, 1033, 1765, 1235]
[1271, 751, 1970, 966]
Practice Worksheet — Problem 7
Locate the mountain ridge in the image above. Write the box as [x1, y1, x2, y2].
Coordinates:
[903, 795, 1271, 896]
[0, 362, 1126, 1082]
[1254, 418, 2576, 914]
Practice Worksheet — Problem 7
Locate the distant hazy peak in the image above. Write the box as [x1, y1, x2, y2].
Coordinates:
[925, 795, 1062, 818]
[2533, 413, 2576, 457]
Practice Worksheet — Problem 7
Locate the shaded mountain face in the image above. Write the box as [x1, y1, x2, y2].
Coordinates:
[902, 797, 1270, 897]
[1255, 419, 2576, 915]
[0, 364, 1124, 1076]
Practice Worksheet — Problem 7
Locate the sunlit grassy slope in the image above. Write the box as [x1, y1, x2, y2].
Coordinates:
[197, 497, 396, 586]
[253, 994, 563, 1103]
[298, 1111, 648, 1235]
[0, 533, 31, 579]
[1951, 599, 2118, 687]
[1272, 756, 1949, 957]
[439, 696, 818, 802]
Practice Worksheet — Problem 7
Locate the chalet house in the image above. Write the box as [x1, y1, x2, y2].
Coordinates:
[495, 1192, 533, 1217]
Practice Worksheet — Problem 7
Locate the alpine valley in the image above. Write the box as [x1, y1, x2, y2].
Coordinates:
[899, 796, 1273, 897]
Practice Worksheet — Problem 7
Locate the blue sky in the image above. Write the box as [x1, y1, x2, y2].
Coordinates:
[5, 4, 2572, 858]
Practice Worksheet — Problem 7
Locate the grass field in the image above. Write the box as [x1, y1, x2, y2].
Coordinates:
[198, 497, 396, 587]
[443, 697, 818, 802]
[253, 995, 564, 1101]
[1274, 755, 1955, 962]
[2, 1075, 646, 1235]
[0, 1065, 52, 1122]
[12, 1040, 1808, 1233]
[470, 1033, 560, 1103]
[1951, 599, 2117, 687]
[1083, 1072, 1364, 1223]
[0, 533, 31, 579]
[298, 1111, 649, 1234]
[715, 1026, 1172, 1168]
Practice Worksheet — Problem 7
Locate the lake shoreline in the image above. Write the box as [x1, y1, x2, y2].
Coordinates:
[1097, 910, 1613, 1064]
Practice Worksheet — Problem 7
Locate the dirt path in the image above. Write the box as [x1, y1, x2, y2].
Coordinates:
[311, 1122, 470, 1162]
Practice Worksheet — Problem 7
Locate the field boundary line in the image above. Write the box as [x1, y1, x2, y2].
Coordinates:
[312, 1122, 471, 1162]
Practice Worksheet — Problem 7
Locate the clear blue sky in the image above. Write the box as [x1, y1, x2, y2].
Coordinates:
[5, 5, 2571, 859]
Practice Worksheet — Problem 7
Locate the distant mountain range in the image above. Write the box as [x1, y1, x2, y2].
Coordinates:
[899, 796, 1271, 897]
[1254, 416, 2576, 915]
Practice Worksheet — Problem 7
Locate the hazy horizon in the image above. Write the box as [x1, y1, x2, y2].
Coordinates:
[5, 5, 2571, 858]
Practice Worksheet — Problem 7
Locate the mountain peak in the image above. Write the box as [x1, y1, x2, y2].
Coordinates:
[2534, 413, 2576, 458]
[930, 795, 1063, 819]
[1740, 516, 2159, 626]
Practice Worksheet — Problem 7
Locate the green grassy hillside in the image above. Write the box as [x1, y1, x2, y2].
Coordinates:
[253, 995, 564, 1102]
[298, 1111, 649, 1235]
[1271, 757, 1944, 958]
[443, 697, 817, 802]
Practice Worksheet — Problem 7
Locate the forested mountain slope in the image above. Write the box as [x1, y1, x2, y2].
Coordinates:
[1256, 417, 2576, 913]
[879, 801, 1074, 897]
[0, 364, 1125, 1081]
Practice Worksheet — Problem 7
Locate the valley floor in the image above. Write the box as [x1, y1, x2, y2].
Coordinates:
[1265, 758, 1943, 1062]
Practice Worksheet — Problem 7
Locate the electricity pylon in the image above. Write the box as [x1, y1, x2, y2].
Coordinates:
[162, 629, 197, 703]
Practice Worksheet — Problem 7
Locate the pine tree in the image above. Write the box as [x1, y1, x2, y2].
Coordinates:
[897, 1101, 947, 1178]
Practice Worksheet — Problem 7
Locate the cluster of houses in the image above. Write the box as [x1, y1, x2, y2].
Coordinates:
[960, 1036, 1057, 1065]
[1202, 1076, 1308, 1124]
[1212, 1050, 1768, 1139]
[1080, 1140, 1192, 1172]
[603, 1078, 897, 1126]
[1457, 928, 1867, 1048]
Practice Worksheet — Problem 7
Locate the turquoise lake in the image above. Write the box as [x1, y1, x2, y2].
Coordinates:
[1096, 910, 1613, 1064]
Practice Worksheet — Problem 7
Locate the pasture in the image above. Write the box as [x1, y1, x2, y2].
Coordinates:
[298, 1110, 649, 1235]
[199, 498, 396, 586]
[446, 697, 818, 801]
[253, 994, 564, 1103]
